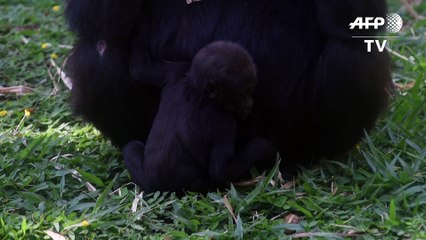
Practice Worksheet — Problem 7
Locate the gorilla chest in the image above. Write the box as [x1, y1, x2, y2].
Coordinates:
[149, 0, 320, 73]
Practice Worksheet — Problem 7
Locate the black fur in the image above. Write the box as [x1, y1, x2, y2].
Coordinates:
[64, 0, 392, 183]
[123, 41, 275, 193]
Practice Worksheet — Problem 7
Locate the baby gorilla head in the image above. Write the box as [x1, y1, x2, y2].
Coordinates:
[188, 41, 257, 118]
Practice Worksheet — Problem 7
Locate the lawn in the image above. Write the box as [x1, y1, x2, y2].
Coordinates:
[0, 1, 425, 239]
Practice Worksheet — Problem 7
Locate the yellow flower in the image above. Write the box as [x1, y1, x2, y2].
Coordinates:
[0, 110, 8, 117]
[24, 109, 31, 117]
[50, 53, 58, 59]
[355, 144, 361, 151]
[41, 43, 50, 49]
[52, 5, 60, 12]
[81, 220, 90, 227]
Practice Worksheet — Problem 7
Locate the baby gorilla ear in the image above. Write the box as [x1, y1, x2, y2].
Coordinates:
[97, 40, 107, 56]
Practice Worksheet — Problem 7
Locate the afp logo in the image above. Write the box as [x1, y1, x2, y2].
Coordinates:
[385, 13, 404, 33]
[349, 13, 403, 33]
[349, 13, 403, 53]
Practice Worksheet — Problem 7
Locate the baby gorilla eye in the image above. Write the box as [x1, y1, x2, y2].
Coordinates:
[245, 86, 254, 95]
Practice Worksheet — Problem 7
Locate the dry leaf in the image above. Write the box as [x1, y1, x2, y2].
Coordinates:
[85, 182, 97, 192]
[394, 81, 415, 91]
[0, 86, 34, 96]
[131, 192, 144, 213]
[282, 181, 295, 189]
[223, 195, 237, 223]
[45, 230, 67, 240]
[71, 170, 97, 192]
[233, 175, 262, 187]
[331, 182, 338, 195]
[284, 214, 301, 224]
[290, 232, 360, 238]
[50, 58, 73, 90]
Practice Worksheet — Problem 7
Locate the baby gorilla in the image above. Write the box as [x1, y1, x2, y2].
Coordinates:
[123, 41, 275, 193]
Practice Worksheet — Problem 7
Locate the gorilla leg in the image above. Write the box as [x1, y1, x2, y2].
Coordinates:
[122, 141, 146, 187]
[312, 40, 392, 159]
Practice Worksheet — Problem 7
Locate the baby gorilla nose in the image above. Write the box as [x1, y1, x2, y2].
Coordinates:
[242, 98, 254, 118]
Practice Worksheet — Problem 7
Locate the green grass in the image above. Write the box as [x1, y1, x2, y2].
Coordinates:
[1, 1, 425, 239]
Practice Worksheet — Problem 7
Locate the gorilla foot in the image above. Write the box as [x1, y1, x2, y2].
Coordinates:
[122, 140, 145, 186]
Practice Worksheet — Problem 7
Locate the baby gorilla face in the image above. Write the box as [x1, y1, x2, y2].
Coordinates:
[236, 82, 255, 118]
[194, 41, 257, 118]
[213, 75, 256, 119]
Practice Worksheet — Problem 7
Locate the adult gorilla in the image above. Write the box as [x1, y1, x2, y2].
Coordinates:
[65, 0, 392, 173]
